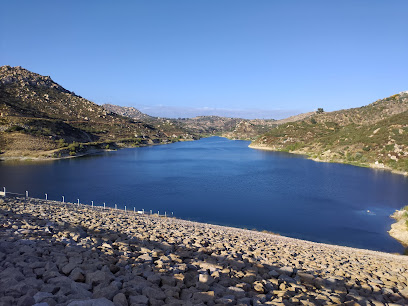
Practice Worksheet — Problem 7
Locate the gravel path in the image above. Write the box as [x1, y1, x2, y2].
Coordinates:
[1, 197, 407, 306]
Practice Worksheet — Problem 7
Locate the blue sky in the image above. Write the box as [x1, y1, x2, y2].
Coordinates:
[1, 1, 407, 119]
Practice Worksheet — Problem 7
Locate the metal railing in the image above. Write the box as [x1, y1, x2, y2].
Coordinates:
[0, 186, 174, 218]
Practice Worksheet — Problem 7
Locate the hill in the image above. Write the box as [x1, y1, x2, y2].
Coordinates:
[251, 92, 408, 174]
[103, 104, 279, 141]
[0, 66, 175, 159]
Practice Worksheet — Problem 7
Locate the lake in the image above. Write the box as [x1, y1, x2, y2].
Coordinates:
[1, 136, 407, 253]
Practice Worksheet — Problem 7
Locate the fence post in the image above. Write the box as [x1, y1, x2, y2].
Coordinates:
[45, 193, 48, 200]
[150, 210, 152, 215]
[77, 199, 80, 205]
[26, 191, 28, 198]
[142, 209, 144, 214]
[133, 207, 135, 213]
[125, 206, 127, 212]
[91, 201, 94, 208]
[115, 204, 117, 210]
[62, 196, 65, 203]
[165, 211, 167, 217]
[104, 202, 106, 209]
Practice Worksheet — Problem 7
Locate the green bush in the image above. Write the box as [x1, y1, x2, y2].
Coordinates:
[5, 125, 24, 132]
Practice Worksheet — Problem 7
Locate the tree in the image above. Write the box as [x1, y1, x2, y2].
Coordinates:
[316, 108, 324, 114]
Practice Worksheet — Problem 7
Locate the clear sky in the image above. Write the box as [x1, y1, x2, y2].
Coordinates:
[1, 1, 407, 119]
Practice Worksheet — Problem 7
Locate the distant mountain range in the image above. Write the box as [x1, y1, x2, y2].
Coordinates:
[251, 92, 408, 173]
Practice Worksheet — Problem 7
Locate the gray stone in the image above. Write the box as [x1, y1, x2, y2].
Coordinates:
[198, 273, 215, 285]
[33, 292, 53, 303]
[62, 262, 78, 275]
[192, 291, 215, 303]
[86, 270, 114, 286]
[142, 287, 166, 300]
[70, 267, 85, 282]
[278, 266, 294, 276]
[113, 292, 128, 306]
[226, 286, 246, 299]
[66, 298, 115, 306]
[129, 295, 148, 305]
[17, 295, 35, 306]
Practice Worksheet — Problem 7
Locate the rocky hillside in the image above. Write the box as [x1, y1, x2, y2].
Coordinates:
[103, 104, 154, 122]
[251, 92, 408, 173]
[0, 66, 173, 159]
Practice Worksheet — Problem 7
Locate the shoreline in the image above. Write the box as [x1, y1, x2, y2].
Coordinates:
[388, 208, 408, 248]
[1, 196, 408, 305]
[0, 140, 184, 163]
[248, 143, 408, 177]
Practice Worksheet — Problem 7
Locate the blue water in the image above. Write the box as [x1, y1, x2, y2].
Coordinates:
[1, 137, 407, 253]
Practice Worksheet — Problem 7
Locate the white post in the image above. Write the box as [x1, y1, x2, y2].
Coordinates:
[115, 204, 117, 210]
[133, 207, 135, 212]
[77, 199, 80, 205]
[103, 202, 106, 209]
[125, 206, 127, 212]
[172, 212, 174, 217]
[150, 210, 152, 215]
[3, 187, 5, 193]
[62, 196, 64, 203]
[165, 211, 167, 217]
[158, 211, 159, 216]
[142, 209, 144, 214]
[91, 201, 94, 207]
[26, 191, 28, 197]
[45, 193, 48, 200]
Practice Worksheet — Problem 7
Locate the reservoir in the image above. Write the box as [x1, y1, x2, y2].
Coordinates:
[1, 136, 407, 253]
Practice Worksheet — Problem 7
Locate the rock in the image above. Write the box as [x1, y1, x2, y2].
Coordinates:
[253, 282, 264, 293]
[33, 292, 53, 303]
[192, 291, 215, 303]
[137, 254, 152, 262]
[215, 296, 235, 305]
[226, 286, 246, 299]
[198, 273, 215, 285]
[17, 294, 35, 306]
[62, 262, 77, 275]
[66, 298, 115, 306]
[297, 272, 315, 285]
[93, 281, 120, 300]
[160, 275, 176, 287]
[278, 266, 294, 276]
[113, 293, 128, 306]
[86, 270, 114, 286]
[142, 287, 166, 300]
[129, 295, 148, 305]
[278, 274, 296, 284]
[70, 267, 86, 282]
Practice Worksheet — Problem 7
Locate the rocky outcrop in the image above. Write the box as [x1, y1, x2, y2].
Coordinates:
[389, 208, 408, 247]
[1, 197, 408, 305]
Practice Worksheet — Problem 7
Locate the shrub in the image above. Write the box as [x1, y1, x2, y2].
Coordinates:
[5, 125, 24, 132]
